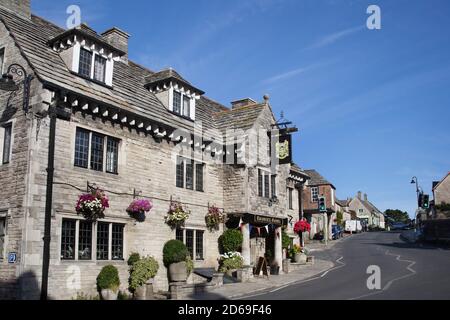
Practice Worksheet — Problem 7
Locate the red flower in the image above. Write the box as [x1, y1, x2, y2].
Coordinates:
[294, 219, 311, 234]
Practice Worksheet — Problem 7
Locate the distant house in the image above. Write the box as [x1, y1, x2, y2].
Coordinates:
[335, 199, 352, 224]
[302, 169, 336, 240]
[348, 192, 385, 229]
[432, 172, 450, 219]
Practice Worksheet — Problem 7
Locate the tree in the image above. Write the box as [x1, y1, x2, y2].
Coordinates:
[336, 210, 344, 226]
[384, 209, 409, 223]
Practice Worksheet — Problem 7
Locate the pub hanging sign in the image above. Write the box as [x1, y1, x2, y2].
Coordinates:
[271, 129, 292, 165]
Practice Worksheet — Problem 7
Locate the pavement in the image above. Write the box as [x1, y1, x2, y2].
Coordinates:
[400, 229, 418, 243]
[188, 235, 351, 300]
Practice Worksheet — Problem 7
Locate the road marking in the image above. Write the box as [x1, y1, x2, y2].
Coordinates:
[349, 249, 417, 300]
[235, 256, 345, 299]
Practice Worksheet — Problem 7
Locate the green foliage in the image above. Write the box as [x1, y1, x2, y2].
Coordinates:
[282, 230, 291, 249]
[219, 229, 243, 253]
[219, 252, 244, 273]
[72, 292, 100, 300]
[436, 202, 450, 212]
[163, 240, 189, 267]
[336, 210, 344, 226]
[384, 209, 409, 223]
[97, 265, 120, 292]
[118, 291, 131, 300]
[186, 255, 194, 275]
[127, 252, 141, 266]
[129, 256, 159, 291]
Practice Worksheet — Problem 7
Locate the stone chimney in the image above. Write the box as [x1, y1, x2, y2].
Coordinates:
[357, 191, 362, 200]
[231, 98, 257, 109]
[101, 27, 130, 62]
[364, 194, 368, 201]
[0, 0, 31, 19]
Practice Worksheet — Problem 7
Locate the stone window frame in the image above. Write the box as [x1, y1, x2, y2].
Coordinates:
[0, 209, 9, 262]
[73, 126, 121, 175]
[0, 120, 14, 167]
[176, 156, 205, 193]
[287, 187, 293, 210]
[0, 47, 5, 76]
[257, 168, 275, 199]
[175, 228, 205, 261]
[59, 217, 126, 262]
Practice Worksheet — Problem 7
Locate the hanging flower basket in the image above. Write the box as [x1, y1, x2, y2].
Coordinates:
[75, 188, 109, 221]
[205, 205, 224, 231]
[165, 202, 190, 229]
[294, 219, 311, 235]
[127, 199, 153, 222]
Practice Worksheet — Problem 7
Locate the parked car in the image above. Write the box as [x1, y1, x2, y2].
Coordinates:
[390, 222, 408, 231]
[332, 225, 344, 240]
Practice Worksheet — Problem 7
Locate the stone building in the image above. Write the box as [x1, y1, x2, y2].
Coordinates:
[348, 192, 385, 229]
[431, 172, 450, 219]
[0, 1, 309, 299]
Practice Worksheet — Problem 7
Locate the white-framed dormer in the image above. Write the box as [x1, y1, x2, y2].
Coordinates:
[145, 69, 204, 121]
[49, 26, 125, 87]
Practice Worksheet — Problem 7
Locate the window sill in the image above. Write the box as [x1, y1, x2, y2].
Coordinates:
[70, 71, 113, 90]
[73, 165, 119, 176]
[168, 110, 194, 122]
[61, 259, 126, 264]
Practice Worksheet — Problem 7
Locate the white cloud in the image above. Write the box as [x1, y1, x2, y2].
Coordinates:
[305, 25, 365, 50]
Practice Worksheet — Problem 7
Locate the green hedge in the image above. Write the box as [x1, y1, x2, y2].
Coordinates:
[97, 265, 120, 292]
[163, 240, 189, 267]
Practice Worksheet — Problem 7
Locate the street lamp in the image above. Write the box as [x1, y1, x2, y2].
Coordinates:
[411, 176, 422, 230]
[0, 63, 34, 113]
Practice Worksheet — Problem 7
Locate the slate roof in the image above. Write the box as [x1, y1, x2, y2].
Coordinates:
[144, 68, 205, 95]
[336, 199, 350, 207]
[0, 8, 272, 143]
[304, 169, 336, 189]
[290, 163, 311, 179]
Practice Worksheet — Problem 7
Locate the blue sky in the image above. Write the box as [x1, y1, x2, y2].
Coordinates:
[32, 0, 450, 218]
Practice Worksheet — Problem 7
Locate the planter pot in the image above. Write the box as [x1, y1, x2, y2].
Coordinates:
[101, 289, 118, 300]
[294, 253, 307, 264]
[270, 265, 280, 275]
[169, 261, 188, 282]
[134, 285, 146, 300]
[129, 211, 146, 222]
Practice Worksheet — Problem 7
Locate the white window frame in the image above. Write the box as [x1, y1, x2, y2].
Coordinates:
[60, 218, 126, 262]
[311, 187, 319, 203]
[176, 228, 205, 261]
[169, 87, 196, 120]
[72, 42, 114, 86]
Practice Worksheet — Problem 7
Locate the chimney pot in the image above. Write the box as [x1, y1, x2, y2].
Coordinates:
[364, 194, 368, 201]
[357, 191, 362, 200]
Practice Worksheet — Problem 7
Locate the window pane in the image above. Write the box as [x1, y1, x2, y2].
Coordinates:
[186, 161, 193, 190]
[195, 231, 204, 260]
[97, 222, 109, 260]
[2, 123, 12, 165]
[183, 96, 190, 117]
[106, 137, 119, 174]
[289, 188, 293, 210]
[311, 187, 319, 202]
[90, 133, 104, 171]
[195, 163, 204, 192]
[0, 216, 6, 259]
[74, 128, 89, 168]
[173, 91, 181, 114]
[176, 157, 184, 188]
[176, 228, 184, 242]
[93, 55, 106, 82]
[112, 224, 124, 260]
[79, 48, 92, 78]
[186, 229, 194, 259]
[271, 175, 276, 198]
[61, 219, 76, 260]
[264, 174, 270, 198]
[78, 221, 92, 260]
[258, 170, 263, 197]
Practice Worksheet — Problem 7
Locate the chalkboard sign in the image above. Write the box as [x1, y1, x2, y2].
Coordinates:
[254, 256, 269, 278]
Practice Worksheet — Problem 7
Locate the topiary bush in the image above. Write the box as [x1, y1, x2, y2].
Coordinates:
[97, 265, 120, 292]
[219, 229, 243, 253]
[282, 230, 291, 249]
[163, 240, 189, 267]
[129, 256, 159, 291]
[127, 252, 141, 266]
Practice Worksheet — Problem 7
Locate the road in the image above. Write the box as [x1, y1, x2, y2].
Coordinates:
[242, 231, 450, 300]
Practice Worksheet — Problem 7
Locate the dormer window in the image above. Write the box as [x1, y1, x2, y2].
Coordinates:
[78, 48, 92, 78]
[93, 55, 106, 82]
[145, 68, 205, 121]
[77, 48, 107, 83]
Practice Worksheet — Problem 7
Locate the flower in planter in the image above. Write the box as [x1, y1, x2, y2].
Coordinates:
[205, 205, 224, 231]
[294, 219, 311, 234]
[76, 188, 109, 221]
[165, 202, 190, 229]
[127, 199, 153, 222]
[218, 251, 244, 273]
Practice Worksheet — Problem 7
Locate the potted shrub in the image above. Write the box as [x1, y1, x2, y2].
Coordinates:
[97, 265, 120, 300]
[290, 244, 307, 264]
[127, 199, 153, 222]
[219, 229, 243, 253]
[127, 252, 141, 267]
[76, 188, 109, 221]
[129, 256, 159, 300]
[163, 240, 190, 282]
[205, 205, 225, 231]
[165, 202, 190, 229]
